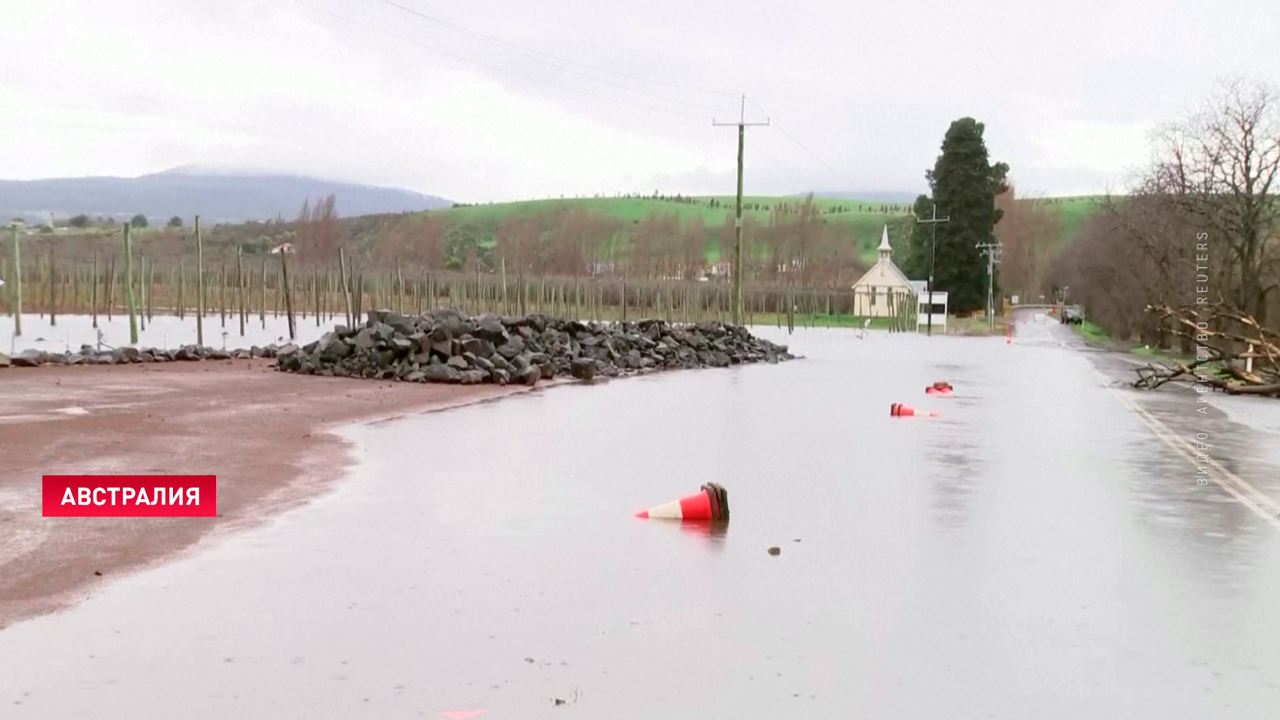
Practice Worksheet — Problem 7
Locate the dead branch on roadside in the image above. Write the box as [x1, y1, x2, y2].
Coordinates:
[1131, 303, 1280, 397]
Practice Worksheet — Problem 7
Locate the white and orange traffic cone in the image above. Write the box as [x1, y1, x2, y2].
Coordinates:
[891, 403, 938, 418]
[636, 483, 728, 521]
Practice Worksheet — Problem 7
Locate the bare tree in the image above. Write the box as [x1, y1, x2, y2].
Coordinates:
[1148, 78, 1280, 324]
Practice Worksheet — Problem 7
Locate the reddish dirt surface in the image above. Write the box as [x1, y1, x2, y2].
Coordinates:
[0, 360, 531, 628]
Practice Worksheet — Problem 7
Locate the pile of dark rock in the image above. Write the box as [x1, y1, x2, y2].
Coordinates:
[0, 344, 279, 368]
[275, 308, 793, 385]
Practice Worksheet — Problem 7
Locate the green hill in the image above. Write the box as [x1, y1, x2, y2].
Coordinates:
[434, 195, 913, 264]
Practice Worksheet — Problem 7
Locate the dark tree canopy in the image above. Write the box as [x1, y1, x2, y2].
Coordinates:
[167, 216, 183, 228]
[69, 214, 90, 228]
[130, 213, 149, 228]
[899, 194, 934, 280]
[926, 117, 1009, 312]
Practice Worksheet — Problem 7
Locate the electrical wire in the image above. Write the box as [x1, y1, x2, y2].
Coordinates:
[375, 0, 737, 114]
[292, 0, 715, 120]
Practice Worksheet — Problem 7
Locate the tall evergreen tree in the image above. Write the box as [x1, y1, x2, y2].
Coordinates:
[926, 118, 1008, 312]
[898, 194, 934, 280]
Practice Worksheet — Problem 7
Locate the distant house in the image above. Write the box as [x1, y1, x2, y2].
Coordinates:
[850, 224, 916, 318]
[707, 260, 733, 278]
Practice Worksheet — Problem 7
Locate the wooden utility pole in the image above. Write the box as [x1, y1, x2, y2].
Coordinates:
[713, 95, 769, 326]
[914, 204, 950, 336]
[977, 241, 1002, 330]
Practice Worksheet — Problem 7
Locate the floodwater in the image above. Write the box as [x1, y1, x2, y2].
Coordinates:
[3, 312, 1280, 718]
[1, 311, 332, 356]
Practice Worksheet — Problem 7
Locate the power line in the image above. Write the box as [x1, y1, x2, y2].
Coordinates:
[374, 0, 737, 114]
[292, 0, 713, 120]
[748, 98, 852, 185]
[374, 0, 738, 100]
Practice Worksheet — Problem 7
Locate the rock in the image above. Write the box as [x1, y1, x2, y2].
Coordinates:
[352, 328, 377, 350]
[13, 349, 46, 367]
[768, 547, 781, 556]
[0, 353, 9, 368]
[423, 363, 461, 383]
[272, 310, 794, 383]
[496, 335, 525, 359]
[570, 357, 597, 380]
[475, 314, 508, 341]
[517, 365, 540, 386]
[459, 370, 487, 385]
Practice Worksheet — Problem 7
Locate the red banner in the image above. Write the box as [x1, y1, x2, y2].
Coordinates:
[42, 475, 217, 517]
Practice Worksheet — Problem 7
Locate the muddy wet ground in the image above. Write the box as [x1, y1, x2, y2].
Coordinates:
[2, 311, 1279, 718]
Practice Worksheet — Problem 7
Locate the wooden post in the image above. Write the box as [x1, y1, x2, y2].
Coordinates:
[123, 224, 139, 344]
[313, 267, 320, 327]
[177, 259, 185, 320]
[281, 251, 296, 340]
[196, 215, 205, 347]
[9, 223, 20, 336]
[339, 248, 353, 328]
[146, 256, 155, 323]
[48, 247, 57, 327]
[139, 256, 147, 333]
[91, 249, 99, 329]
[260, 256, 267, 329]
[500, 258, 508, 315]
[237, 246, 246, 337]
[220, 262, 227, 328]
[106, 258, 115, 322]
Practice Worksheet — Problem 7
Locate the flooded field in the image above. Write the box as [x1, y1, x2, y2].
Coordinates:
[2, 312, 332, 356]
[3, 314, 1280, 718]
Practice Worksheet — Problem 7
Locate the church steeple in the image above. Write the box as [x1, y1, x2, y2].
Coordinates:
[877, 224, 892, 263]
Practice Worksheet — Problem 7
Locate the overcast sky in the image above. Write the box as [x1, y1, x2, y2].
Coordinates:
[3, 0, 1277, 203]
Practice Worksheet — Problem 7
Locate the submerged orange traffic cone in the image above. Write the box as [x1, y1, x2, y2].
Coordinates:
[636, 483, 729, 520]
[891, 403, 938, 418]
[926, 381, 953, 396]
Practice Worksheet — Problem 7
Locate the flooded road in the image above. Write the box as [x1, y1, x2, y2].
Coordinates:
[4, 314, 1280, 718]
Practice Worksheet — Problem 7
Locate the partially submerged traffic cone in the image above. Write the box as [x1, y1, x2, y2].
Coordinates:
[1006, 325, 1012, 344]
[891, 403, 938, 418]
[926, 381, 953, 395]
[636, 483, 729, 521]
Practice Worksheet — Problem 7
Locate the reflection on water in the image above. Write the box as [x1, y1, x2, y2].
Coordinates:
[676, 519, 730, 543]
[2, 324, 1280, 718]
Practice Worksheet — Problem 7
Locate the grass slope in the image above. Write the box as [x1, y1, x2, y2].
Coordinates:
[436, 195, 911, 264]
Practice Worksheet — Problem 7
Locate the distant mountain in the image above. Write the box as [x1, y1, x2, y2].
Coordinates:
[801, 191, 922, 204]
[0, 168, 452, 225]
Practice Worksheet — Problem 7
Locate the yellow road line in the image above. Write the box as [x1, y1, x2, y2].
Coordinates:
[1098, 371, 1280, 533]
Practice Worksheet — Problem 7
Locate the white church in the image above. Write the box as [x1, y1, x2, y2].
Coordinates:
[850, 224, 919, 318]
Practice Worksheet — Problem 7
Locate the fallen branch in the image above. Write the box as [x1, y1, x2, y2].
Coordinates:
[1131, 303, 1280, 397]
